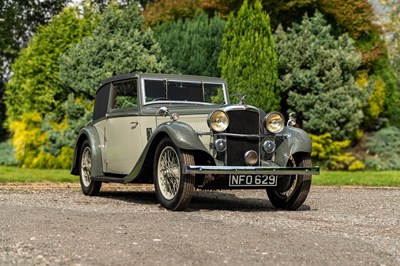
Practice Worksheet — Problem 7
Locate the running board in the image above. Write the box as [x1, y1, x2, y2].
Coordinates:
[92, 175, 126, 183]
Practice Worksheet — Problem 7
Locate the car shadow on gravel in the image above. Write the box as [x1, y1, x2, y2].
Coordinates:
[99, 190, 159, 205]
[189, 191, 311, 212]
[98, 190, 311, 212]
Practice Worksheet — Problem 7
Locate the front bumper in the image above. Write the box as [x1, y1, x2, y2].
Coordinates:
[184, 165, 320, 175]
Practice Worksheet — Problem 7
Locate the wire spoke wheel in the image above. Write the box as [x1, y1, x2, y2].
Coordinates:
[154, 138, 195, 211]
[157, 146, 181, 200]
[79, 140, 101, 196]
[81, 147, 92, 187]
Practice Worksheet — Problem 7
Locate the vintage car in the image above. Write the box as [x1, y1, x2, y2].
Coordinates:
[71, 73, 319, 211]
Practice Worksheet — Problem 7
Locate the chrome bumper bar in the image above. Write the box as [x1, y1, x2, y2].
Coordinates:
[184, 165, 320, 175]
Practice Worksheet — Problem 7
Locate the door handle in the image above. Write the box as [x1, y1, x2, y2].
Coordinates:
[130, 121, 138, 129]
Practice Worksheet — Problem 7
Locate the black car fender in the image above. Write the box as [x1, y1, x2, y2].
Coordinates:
[274, 126, 313, 167]
[152, 121, 209, 152]
[70, 126, 103, 177]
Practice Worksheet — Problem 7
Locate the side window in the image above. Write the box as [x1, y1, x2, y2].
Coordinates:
[204, 83, 226, 104]
[112, 79, 138, 109]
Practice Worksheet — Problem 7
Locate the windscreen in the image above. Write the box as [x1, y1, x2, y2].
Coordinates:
[144, 79, 226, 104]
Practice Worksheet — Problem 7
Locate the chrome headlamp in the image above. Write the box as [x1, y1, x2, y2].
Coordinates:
[264, 112, 285, 133]
[208, 110, 229, 132]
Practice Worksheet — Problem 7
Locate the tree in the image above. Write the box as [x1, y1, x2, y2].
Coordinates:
[143, 0, 204, 27]
[0, 0, 68, 139]
[44, 3, 174, 169]
[155, 12, 225, 77]
[60, 3, 174, 98]
[4, 6, 98, 123]
[365, 126, 400, 170]
[377, 0, 400, 66]
[142, 0, 242, 27]
[0, 0, 68, 79]
[275, 12, 365, 139]
[3, 6, 98, 168]
[261, 0, 400, 126]
[218, 0, 279, 112]
[317, 0, 385, 69]
[377, 1, 400, 121]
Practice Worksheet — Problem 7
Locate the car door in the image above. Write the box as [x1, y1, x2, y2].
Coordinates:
[104, 79, 143, 175]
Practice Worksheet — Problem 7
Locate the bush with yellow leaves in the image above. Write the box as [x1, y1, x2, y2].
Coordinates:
[310, 133, 365, 171]
[9, 112, 73, 169]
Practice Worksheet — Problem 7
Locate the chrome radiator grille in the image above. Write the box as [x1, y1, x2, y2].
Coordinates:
[225, 110, 260, 166]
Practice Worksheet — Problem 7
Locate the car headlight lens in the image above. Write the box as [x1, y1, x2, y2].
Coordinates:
[265, 112, 285, 133]
[208, 110, 229, 132]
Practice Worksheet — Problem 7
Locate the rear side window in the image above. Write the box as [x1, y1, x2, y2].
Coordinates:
[93, 83, 110, 121]
[111, 79, 138, 110]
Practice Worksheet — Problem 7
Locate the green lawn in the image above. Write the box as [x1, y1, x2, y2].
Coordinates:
[313, 170, 400, 187]
[0, 166, 75, 183]
[0, 166, 399, 187]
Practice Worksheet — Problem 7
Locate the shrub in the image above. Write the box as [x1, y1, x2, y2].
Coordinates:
[311, 133, 365, 170]
[365, 126, 400, 170]
[356, 72, 386, 127]
[8, 112, 48, 168]
[0, 141, 18, 166]
[43, 94, 93, 160]
[7, 99, 86, 169]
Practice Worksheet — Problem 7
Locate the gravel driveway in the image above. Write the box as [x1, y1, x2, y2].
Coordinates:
[0, 184, 399, 265]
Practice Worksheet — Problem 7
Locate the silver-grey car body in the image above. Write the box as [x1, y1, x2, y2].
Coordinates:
[71, 73, 319, 211]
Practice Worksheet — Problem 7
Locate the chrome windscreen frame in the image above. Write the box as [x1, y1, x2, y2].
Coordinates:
[140, 77, 229, 106]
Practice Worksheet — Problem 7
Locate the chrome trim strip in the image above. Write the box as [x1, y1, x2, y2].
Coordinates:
[197, 131, 212, 136]
[184, 165, 320, 175]
[197, 131, 292, 138]
[218, 133, 263, 138]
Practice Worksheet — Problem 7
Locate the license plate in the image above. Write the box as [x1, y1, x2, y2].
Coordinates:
[229, 174, 277, 187]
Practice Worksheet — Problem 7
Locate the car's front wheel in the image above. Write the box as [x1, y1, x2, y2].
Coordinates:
[266, 153, 312, 210]
[154, 138, 195, 211]
[79, 140, 102, 196]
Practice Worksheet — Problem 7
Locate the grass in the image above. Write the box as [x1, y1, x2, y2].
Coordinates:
[0, 166, 399, 187]
[313, 170, 400, 187]
[0, 166, 76, 183]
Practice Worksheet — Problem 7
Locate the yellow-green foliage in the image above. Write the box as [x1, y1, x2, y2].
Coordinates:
[9, 112, 47, 168]
[356, 71, 369, 88]
[367, 77, 385, 119]
[348, 160, 366, 171]
[9, 112, 74, 169]
[311, 133, 365, 171]
[311, 133, 351, 160]
[31, 146, 73, 169]
[356, 72, 386, 123]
